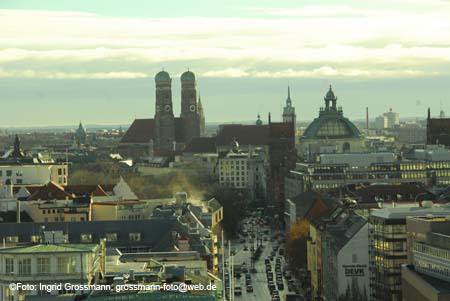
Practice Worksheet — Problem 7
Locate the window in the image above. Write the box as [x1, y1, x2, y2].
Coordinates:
[80, 233, 92, 243]
[57, 256, 76, 274]
[6, 170, 12, 177]
[105, 233, 117, 242]
[6, 236, 19, 243]
[129, 232, 141, 242]
[352, 254, 358, 263]
[37, 257, 50, 274]
[30, 235, 40, 243]
[18, 258, 31, 275]
[5, 258, 14, 274]
[58, 168, 62, 175]
[16, 179, 23, 184]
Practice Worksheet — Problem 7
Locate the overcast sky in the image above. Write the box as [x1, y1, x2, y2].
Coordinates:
[1, 0, 449, 127]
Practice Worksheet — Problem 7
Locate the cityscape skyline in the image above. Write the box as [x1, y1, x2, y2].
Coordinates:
[1, 0, 450, 126]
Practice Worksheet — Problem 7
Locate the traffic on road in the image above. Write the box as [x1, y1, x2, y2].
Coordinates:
[221, 214, 305, 301]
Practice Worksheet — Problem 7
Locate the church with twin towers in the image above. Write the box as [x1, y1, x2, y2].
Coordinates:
[120, 70, 206, 154]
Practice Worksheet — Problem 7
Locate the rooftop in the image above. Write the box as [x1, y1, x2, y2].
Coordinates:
[0, 243, 99, 254]
[370, 204, 450, 219]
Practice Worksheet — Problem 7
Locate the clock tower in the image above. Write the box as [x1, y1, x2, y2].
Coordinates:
[180, 70, 201, 143]
[154, 70, 175, 152]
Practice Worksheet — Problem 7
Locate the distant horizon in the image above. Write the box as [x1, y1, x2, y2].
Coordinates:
[0, 115, 430, 132]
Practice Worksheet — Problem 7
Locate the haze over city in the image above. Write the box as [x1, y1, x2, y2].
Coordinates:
[1, 0, 450, 127]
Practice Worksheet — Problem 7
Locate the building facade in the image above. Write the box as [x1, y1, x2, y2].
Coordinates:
[401, 216, 450, 301]
[427, 108, 450, 146]
[0, 135, 68, 186]
[368, 205, 450, 301]
[322, 214, 369, 301]
[285, 151, 450, 194]
[383, 108, 400, 128]
[218, 144, 268, 199]
[0, 242, 105, 301]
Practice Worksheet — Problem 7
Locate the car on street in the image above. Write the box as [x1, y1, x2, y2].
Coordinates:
[234, 286, 242, 296]
[277, 282, 284, 290]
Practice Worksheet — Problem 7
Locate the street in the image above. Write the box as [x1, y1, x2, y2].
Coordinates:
[221, 217, 299, 301]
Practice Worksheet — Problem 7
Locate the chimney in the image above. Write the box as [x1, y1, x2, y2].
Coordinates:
[16, 200, 21, 223]
[366, 107, 369, 131]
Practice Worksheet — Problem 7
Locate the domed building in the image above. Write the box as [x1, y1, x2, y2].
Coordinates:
[299, 86, 365, 160]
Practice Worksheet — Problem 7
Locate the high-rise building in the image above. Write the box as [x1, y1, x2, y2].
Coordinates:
[368, 205, 450, 301]
[374, 115, 388, 129]
[383, 108, 400, 128]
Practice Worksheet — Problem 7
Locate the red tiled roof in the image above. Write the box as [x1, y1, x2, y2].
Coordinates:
[28, 181, 73, 201]
[353, 183, 431, 204]
[183, 137, 217, 153]
[120, 119, 155, 144]
[269, 122, 295, 138]
[216, 124, 270, 146]
[120, 118, 186, 144]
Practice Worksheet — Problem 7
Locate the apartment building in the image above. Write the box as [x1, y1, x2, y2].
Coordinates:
[402, 216, 450, 300]
[368, 204, 450, 301]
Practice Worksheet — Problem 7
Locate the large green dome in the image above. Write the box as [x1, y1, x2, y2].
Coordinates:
[303, 86, 361, 139]
[181, 70, 195, 82]
[302, 114, 362, 139]
[155, 70, 171, 82]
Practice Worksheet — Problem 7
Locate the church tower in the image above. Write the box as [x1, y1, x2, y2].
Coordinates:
[180, 70, 201, 143]
[154, 70, 175, 152]
[282, 86, 296, 125]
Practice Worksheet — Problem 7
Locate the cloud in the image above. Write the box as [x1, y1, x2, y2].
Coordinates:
[0, 7, 450, 79]
[0, 68, 147, 79]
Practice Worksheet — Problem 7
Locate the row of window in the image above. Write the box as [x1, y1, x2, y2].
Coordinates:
[414, 243, 450, 261]
[120, 215, 142, 220]
[4, 256, 76, 275]
[220, 171, 248, 176]
[221, 160, 248, 166]
[57, 168, 67, 175]
[415, 259, 450, 281]
[220, 165, 247, 171]
[0, 170, 22, 177]
[3, 232, 142, 244]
